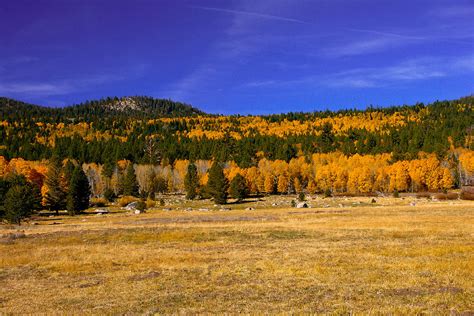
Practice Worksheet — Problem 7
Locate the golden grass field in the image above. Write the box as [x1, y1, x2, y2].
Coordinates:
[1, 196, 473, 314]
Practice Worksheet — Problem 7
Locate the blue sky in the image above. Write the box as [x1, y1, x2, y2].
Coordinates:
[0, 0, 473, 114]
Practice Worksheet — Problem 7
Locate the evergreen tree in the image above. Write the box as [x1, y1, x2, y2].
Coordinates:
[123, 164, 139, 196]
[184, 162, 199, 199]
[229, 173, 249, 202]
[4, 182, 41, 225]
[102, 159, 115, 179]
[66, 166, 91, 215]
[63, 160, 75, 187]
[206, 161, 228, 204]
[154, 175, 168, 193]
[319, 122, 335, 153]
[44, 157, 67, 214]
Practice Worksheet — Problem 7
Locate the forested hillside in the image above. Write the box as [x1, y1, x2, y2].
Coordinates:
[1, 95, 474, 211]
[1, 96, 473, 164]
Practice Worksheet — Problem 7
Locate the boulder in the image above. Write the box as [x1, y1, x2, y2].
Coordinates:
[245, 207, 255, 211]
[296, 202, 308, 208]
[134, 209, 145, 214]
[125, 202, 139, 210]
[94, 209, 109, 214]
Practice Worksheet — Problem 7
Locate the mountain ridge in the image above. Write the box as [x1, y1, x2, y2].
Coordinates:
[0, 96, 204, 118]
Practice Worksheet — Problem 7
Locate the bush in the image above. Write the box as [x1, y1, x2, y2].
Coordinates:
[118, 196, 139, 207]
[4, 184, 41, 225]
[324, 189, 332, 198]
[135, 200, 147, 211]
[298, 192, 306, 201]
[291, 200, 296, 207]
[90, 197, 108, 207]
[416, 192, 431, 199]
[159, 198, 165, 206]
[146, 198, 156, 209]
[460, 187, 474, 200]
[447, 192, 459, 200]
[434, 193, 459, 200]
[393, 190, 399, 198]
[103, 188, 115, 202]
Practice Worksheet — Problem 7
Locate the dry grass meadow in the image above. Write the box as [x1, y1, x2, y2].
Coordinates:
[1, 195, 473, 314]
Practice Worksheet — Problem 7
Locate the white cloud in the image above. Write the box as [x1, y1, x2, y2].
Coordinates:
[0, 82, 74, 96]
[241, 55, 474, 89]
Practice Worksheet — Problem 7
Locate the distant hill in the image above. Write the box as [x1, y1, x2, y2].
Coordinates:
[0, 95, 472, 165]
[0, 96, 204, 119]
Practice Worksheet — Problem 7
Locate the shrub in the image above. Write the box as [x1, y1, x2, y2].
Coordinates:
[146, 198, 156, 209]
[291, 200, 296, 207]
[135, 200, 147, 211]
[434, 193, 458, 200]
[118, 196, 139, 207]
[324, 189, 332, 198]
[416, 192, 431, 199]
[393, 190, 399, 198]
[298, 192, 306, 201]
[447, 192, 459, 200]
[4, 184, 41, 225]
[159, 198, 165, 206]
[90, 197, 108, 207]
[103, 188, 115, 202]
[460, 187, 474, 200]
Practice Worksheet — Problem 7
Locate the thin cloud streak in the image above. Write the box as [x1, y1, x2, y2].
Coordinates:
[190, 5, 310, 25]
[345, 28, 426, 40]
[242, 55, 474, 89]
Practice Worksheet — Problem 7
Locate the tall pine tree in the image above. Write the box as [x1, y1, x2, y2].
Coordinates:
[206, 161, 228, 204]
[44, 157, 66, 214]
[123, 164, 139, 196]
[66, 166, 91, 215]
[229, 173, 249, 202]
[184, 162, 199, 199]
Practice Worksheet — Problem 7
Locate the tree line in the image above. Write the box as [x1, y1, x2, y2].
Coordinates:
[1, 96, 472, 166]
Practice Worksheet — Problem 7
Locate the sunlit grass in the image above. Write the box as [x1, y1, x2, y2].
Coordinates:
[0, 197, 473, 313]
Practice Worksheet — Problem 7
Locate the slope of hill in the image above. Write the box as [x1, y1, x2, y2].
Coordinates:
[0, 96, 204, 120]
[0, 95, 473, 165]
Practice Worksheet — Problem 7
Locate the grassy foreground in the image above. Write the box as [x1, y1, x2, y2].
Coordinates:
[0, 197, 473, 314]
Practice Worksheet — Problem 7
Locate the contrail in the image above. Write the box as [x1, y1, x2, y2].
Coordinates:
[345, 28, 426, 40]
[192, 6, 472, 45]
[190, 5, 310, 25]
